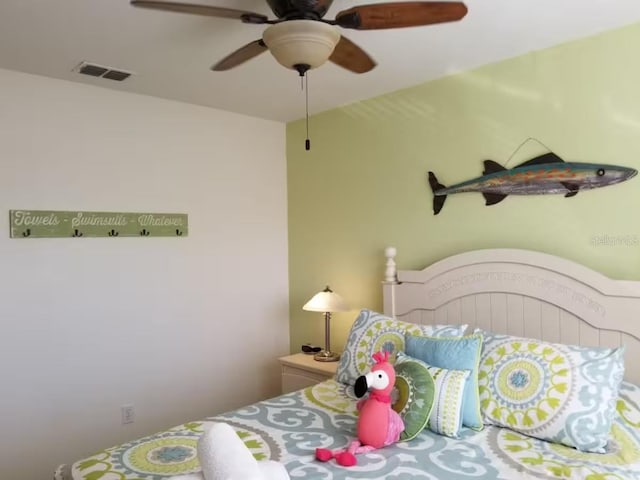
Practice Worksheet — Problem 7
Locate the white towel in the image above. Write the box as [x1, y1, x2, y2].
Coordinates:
[199, 422, 263, 480]
[170, 422, 289, 480]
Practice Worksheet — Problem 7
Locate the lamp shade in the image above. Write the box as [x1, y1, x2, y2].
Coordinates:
[262, 20, 340, 71]
[303, 286, 349, 313]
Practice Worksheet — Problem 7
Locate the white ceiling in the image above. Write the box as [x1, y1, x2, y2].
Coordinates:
[1, 0, 639, 122]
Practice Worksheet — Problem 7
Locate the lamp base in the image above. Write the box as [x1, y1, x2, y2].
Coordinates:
[314, 350, 340, 362]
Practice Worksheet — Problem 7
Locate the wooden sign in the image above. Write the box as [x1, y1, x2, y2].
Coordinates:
[10, 210, 188, 238]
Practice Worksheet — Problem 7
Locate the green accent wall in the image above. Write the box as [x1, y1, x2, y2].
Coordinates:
[287, 23, 640, 354]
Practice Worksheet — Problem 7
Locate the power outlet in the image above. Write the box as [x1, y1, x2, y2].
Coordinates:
[121, 404, 135, 425]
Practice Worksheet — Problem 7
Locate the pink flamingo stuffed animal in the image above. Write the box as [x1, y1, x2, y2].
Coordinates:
[315, 350, 404, 467]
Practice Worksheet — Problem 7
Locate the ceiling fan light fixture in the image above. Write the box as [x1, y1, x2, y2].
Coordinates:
[263, 20, 340, 73]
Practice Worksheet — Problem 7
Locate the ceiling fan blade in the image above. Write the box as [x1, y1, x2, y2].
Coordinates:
[131, 0, 269, 23]
[329, 36, 376, 74]
[334, 2, 467, 30]
[211, 39, 268, 71]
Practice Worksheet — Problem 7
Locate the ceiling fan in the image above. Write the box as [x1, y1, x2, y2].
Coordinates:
[131, 0, 468, 76]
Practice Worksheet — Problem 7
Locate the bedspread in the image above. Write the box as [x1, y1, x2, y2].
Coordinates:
[56, 380, 640, 480]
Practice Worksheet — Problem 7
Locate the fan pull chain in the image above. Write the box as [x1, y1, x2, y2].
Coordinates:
[305, 72, 310, 151]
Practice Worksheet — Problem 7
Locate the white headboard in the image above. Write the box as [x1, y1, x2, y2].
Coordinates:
[382, 247, 640, 385]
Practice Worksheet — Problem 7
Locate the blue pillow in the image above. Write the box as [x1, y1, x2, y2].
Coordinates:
[406, 333, 483, 430]
[335, 309, 468, 386]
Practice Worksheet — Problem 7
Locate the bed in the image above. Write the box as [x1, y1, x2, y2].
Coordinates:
[55, 248, 640, 480]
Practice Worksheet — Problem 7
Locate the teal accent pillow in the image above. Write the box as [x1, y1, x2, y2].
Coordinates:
[393, 354, 435, 441]
[335, 309, 468, 386]
[476, 330, 625, 453]
[397, 352, 469, 438]
[405, 333, 483, 430]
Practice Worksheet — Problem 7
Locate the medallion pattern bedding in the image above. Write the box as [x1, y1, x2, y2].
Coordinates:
[56, 378, 640, 480]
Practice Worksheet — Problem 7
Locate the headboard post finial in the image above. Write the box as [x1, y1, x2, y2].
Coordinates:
[384, 246, 398, 284]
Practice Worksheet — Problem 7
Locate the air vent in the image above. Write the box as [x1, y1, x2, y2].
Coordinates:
[102, 70, 131, 81]
[74, 61, 133, 82]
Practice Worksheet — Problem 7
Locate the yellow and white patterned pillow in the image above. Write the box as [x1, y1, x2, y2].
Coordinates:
[426, 365, 470, 438]
[476, 330, 625, 452]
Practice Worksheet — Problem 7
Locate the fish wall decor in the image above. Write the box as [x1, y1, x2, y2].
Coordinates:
[428, 152, 637, 215]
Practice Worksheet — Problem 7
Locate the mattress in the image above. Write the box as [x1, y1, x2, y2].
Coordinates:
[56, 379, 640, 480]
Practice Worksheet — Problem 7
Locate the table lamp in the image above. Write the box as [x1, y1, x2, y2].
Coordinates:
[303, 286, 349, 362]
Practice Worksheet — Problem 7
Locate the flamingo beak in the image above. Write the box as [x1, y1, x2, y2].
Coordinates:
[354, 375, 368, 398]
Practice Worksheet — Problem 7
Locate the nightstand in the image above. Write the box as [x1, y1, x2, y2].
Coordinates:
[279, 353, 338, 394]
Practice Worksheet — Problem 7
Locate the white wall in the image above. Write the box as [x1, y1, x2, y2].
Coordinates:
[0, 68, 289, 479]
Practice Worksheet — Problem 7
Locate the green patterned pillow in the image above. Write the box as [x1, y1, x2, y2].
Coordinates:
[476, 330, 625, 453]
[336, 309, 467, 385]
[397, 352, 470, 438]
[393, 354, 435, 441]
